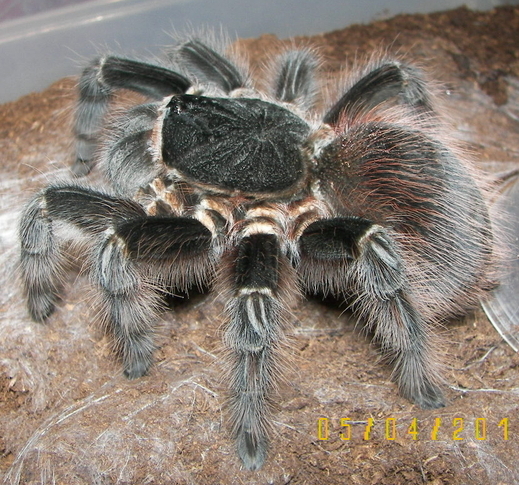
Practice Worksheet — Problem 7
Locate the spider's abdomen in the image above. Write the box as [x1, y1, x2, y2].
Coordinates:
[161, 95, 311, 195]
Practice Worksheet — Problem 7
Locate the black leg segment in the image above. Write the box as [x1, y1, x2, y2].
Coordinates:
[96, 57, 191, 98]
[44, 185, 147, 231]
[73, 56, 191, 175]
[272, 49, 319, 109]
[299, 217, 373, 261]
[323, 62, 434, 125]
[176, 39, 247, 93]
[117, 217, 212, 261]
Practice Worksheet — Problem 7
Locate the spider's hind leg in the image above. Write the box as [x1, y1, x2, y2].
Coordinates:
[271, 49, 320, 110]
[174, 38, 248, 93]
[223, 232, 296, 470]
[324, 60, 435, 124]
[299, 217, 445, 409]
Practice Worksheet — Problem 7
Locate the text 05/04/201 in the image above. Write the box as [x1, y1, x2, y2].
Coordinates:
[317, 417, 510, 442]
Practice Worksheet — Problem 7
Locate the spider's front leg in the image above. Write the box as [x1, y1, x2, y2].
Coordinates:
[74, 39, 251, 176]
[94, 216, 213, 378]
[299, 218, 445, 409]
[19, 185, 213, 378]
[19, 185, 146, 322]
[223, 232, 296, 470]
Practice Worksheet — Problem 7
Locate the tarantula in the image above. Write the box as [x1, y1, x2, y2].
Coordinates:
[18, 35, 494, 470]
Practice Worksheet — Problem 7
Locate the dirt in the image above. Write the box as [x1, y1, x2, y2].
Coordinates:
[1, 5, 519, 485]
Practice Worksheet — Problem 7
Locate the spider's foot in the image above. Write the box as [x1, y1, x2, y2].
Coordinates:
[120, 335, 156, 380]
[236, 428, 268, 471]
[26, 290, 58, 323]
[415, 387, 446, 410]
[123, 359, 151, 380]
[404, 381, 446, 410]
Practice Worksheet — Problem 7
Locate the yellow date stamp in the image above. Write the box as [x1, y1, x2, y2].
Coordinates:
[317, 417, 510, 441]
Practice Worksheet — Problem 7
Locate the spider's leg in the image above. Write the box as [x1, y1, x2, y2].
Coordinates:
[94, 216, 213, 378]
[100, 102, 162, 196]
[175, 39, 248, 92]
[19, 185, 145, 322]
[324, 61, 434, 124]
[74, 56, 191, 175]
[20, 185, 213, 378]
[19, 196, 65, 322]
[271, 49, 319, 110]
[223, 232, 294, 470]
[299, 218, 445, 409]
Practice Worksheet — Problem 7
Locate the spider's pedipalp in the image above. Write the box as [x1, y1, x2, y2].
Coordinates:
[323, 60, 434, 125]
[223, 232, 295, 470]
[74, 56, 191, 175]
[272, 49, 320, 110]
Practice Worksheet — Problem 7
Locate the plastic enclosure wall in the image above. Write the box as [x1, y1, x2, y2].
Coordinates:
[1, 0, 518, 103]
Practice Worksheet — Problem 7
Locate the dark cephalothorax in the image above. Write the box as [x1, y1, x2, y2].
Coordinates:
[19, 36, 495, 470]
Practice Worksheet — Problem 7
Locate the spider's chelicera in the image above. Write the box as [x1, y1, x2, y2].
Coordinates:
[19, 36, 495, 470]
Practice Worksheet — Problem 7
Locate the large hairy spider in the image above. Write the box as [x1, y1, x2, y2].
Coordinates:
[19, 34, 494, 470]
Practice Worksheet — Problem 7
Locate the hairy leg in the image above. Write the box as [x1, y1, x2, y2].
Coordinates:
[324, 60, 434, 124]
[223, 233, 295, 469]
[19, 184, 213, 378]
[74, 56, 191, 174]
[174, 39, 248, 93]
[19, 185, 146, 321]
[300, 217, 445, 409]
[271, 49, 319, 110]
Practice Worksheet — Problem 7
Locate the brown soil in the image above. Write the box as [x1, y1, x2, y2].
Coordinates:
[1, 6, 519, 485]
